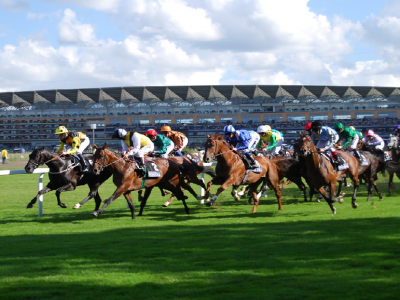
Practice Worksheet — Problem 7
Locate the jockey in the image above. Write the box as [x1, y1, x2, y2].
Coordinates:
[111, 128, 154, 174]
[334, 122, 363, 162]
[160, 125, 188, 156]
[349, 126, 363, 139]
[364, 130, 385, 153]
[310, 121, 339, 163]
[55, 125, 91, 173]
[394, 125, 400, 137]
[256, 125, 284, 155]
[304, 122, 312, 136]
[224, 124, 260, 168]
[144, 129, 174, 158]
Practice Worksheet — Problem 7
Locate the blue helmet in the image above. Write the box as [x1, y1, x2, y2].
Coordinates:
[224, 125, 235, 133]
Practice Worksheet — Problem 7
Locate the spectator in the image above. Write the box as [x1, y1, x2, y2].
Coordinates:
[1, 148, 8, 164]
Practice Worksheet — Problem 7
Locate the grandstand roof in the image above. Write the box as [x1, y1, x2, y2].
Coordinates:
[0, 85, 399, 108]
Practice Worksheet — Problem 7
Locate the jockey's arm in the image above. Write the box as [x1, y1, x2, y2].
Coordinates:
[266, 134, 277, 150]
[65, 137, 81, 155]
[55, 141, 65, 153]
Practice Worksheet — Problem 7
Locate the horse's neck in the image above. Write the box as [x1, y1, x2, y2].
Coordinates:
[216, 142, 239, 165]
[305, 145, 320, 170]
[44, 152, 70, 169]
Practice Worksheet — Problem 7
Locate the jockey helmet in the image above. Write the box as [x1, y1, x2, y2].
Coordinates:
[394, 125, 400, 130]
[145, 129, 158, 136]
[334, 122, 343, 131]
[366, 130, 375, 137]
[304, 123, 312, 130]
[112, 128, 127, 139]
[161, 125, 172, 132]
[257, 125, 270, 133]
[55, 126, 68, 135]
[224, 125, 236, 133]
[349, 126, 356, 131]
[311, 120, 322, 130]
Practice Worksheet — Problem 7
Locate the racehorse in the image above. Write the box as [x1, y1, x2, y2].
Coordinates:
[296, 134, 360, 213]
[386, 134, 400, 195]
[91, 144, 190, 218]
[202, 134, 282, 213]
[24, 146, 112, 210]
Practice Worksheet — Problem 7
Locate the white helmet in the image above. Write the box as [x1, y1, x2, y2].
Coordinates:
[366, 130, 375, 137]
[112, 128, 127, 139]
[257, 125, 271, 133]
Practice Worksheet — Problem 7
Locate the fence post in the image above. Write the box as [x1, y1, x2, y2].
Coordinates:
[38, 173, 45, 217]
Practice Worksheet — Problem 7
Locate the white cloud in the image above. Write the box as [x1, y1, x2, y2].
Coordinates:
[58, 8, 96, 44]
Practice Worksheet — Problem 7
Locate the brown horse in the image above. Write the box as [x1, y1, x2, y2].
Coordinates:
[91, 144, 190, 218]
[202, 135, 282, 213]
[296, 134, 360, 213]
[386, 134, 400, 195]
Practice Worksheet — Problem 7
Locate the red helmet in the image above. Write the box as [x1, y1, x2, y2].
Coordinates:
[304, 123, 312, 130]
[145, 129, 158, 136]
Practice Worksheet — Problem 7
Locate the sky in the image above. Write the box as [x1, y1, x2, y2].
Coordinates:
[0, 0, 399, 92]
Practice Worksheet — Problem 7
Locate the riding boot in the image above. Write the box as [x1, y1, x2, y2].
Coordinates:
[246, 152, 258, 168]
[353, 149, 363, 162]
[77, 153, 90, 173]
[136, 157, 146, 177]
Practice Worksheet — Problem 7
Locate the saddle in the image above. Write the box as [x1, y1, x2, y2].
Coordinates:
[322, 152, 349, 171]
[70, 155, 92, 173]
[239, 153, 262, 174]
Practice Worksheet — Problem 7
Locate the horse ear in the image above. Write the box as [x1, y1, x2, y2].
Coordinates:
[299, 131, 303, 137]
[102, 143, 107, 150]
[207, 134, 211, 139]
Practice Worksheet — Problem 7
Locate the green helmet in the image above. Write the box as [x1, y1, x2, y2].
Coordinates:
[334, 122, 344, 131]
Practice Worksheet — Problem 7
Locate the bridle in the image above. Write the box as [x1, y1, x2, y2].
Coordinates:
[205, 138, 234, 160]
[93, 149, 128, 172]
[27, 152, 64, 169]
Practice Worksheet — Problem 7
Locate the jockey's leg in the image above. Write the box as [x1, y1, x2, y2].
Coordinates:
[245, 151, 258, 168]
[77, 152, 90, 173]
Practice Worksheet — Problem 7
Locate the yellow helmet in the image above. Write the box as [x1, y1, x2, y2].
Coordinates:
[349, 126, 356, 131]
[55, 126, 68, 135]
[161, 125, 172, 132]
[264, 125, 272, 132]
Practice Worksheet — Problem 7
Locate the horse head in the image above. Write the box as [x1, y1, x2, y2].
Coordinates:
[25, 146, 53, 173]
[387, 134, 399, 150]
[296, 135, 315, 156]
[203, 134, 228, 163]
[92, 144, 111, 175]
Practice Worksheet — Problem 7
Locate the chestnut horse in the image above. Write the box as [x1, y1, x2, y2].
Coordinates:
[202, 135, 282, 213]
[24, 146, 112, 210]
[386, 134, 400, 195]
[91, 144, 189, 218]
[296, 134, 360, 213]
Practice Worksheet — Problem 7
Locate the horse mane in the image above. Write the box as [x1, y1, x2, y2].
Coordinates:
[210, 134, 225, 140]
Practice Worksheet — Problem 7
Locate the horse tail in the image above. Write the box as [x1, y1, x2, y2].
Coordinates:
[197, 165, 216, 178]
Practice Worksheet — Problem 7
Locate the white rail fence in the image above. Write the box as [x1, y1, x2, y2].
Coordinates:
[0, 168, 49, 217]
[0, 162, 216, 217]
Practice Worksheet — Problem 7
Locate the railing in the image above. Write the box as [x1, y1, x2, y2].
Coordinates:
[0, 168, 49, 217]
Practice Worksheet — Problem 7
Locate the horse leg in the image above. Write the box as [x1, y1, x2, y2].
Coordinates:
[206, 178, 236, 207]
[26, 186, 52, 208]
[162, 182, 190, 214]
[138, 187, 154, 216]
[73, 189, 98, 209]
[91, 186, 127, 217]
[388, 171, 394, 196]
[371, 179, 383, 200]
[231, 185, 242, 201]
[203, 177, 225, 204]
[55, 183, 76, 208]
[123, 191, 136, 219]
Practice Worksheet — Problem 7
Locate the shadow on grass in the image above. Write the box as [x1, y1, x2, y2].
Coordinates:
[1, 216, 400, 300]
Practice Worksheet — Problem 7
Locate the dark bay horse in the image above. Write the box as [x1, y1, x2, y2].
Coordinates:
[91, 144, 190, 218]
[202, 135, 282, 213]
[296, 135, 360, 214]
[24, 147, 112, 210]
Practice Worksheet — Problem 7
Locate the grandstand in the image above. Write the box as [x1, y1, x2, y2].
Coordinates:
[0, 85, 399, 151]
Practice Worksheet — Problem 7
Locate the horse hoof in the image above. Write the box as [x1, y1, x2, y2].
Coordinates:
[26, 204, 33, 209]
[91, 211, 98, 217]
[59, 204, 67, 208]
[332, 207, 337, 214]
[352, 203, 358, 209]
[199, 199, 205, 205]
[162, 202, 170, 207]
[73, 203, 81, 209]
[234, 196, 240, 201]
[196, 195, 203, 200]
[339, 198, 344, 204]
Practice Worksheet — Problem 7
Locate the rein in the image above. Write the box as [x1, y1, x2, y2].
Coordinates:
[94, 151, 130, 171]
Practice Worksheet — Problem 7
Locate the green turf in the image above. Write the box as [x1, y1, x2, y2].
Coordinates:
[0, 171, 400, 300]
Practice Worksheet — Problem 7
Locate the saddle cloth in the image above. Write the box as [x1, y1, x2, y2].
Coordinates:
[143, 160, 161, 178]
[321, 153, 349, 171]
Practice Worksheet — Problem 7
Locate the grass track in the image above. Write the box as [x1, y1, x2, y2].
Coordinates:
[1, 171, 400, 299]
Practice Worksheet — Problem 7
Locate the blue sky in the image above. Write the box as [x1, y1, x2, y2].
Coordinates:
[0, 0, 398, 92]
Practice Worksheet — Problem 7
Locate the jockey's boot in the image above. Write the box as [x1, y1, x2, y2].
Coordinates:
[331, 151, 340, 164]
[136, 157, 146, 177]
[353, 149, 363, 162]
[77, 153, 90, 173]
[246, 152, 259, 168]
